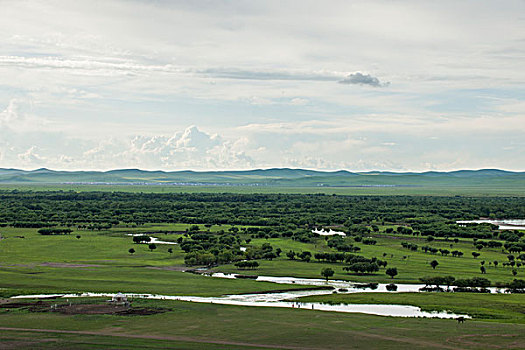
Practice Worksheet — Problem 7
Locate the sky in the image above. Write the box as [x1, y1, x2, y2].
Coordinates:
[1, 0, 524, 172]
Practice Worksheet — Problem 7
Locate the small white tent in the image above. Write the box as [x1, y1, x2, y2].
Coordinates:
[111, 292, 128, 305]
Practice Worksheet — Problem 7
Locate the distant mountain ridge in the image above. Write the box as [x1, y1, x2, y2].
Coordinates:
[0, 167, 523, 187]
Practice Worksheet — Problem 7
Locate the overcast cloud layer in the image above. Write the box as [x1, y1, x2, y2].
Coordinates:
[1, 0, 524, 171]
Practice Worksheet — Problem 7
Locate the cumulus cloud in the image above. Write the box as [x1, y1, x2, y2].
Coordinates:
[1, 1, 525, 171]
[339, 72, 389, 87]
[0, 99, 31, 125]
[17, 146, 46, 165]
[0, 98, 53, 133]
[79, 126, 254, 170]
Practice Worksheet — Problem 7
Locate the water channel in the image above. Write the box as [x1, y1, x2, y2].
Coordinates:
[456, 219, 525, 230]
[11, 273, 473, 319]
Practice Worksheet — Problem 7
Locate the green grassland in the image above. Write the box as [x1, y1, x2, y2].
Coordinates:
[0, 224, 523, 295]
[1, 192, 524, 348]
[1, 224, 522, 293]
[0, 225, 313, 297]
[0, 298, 524, 349]
[1, 168, 524, 194]
[216, 233, 523, 285]
[2, 183, 525, 196]
[300, 292, 525, 324]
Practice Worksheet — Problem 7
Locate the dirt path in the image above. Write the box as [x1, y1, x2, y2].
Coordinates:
[0, 326, 455, 349]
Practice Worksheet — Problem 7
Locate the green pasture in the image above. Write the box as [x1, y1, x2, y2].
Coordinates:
[300, 292, 525, 324]
[2, 183, 525, 196]
[0, 298, 524, 349]
[0, 226, 309, 296]
[1, 224, 523, 296]
[217, 234, 523, 284]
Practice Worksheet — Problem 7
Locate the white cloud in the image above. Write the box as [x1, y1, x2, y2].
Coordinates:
[17, 146, 46, 165]
[0, 1, 524, 171]
[289, 98, 309, 106]
[76, 126, 255, 170]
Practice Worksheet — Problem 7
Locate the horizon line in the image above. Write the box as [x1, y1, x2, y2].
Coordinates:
[1, 167, 524, 174]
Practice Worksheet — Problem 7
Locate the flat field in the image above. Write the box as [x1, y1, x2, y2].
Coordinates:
[2, 183, 525, 196]
[0, 189, 524, 349]
[0, 298, 524, 349]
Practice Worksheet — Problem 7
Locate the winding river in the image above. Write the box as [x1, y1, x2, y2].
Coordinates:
[11, 273, 472, 319]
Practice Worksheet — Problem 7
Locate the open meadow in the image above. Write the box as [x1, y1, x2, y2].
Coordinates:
[0, 189, 524, 348]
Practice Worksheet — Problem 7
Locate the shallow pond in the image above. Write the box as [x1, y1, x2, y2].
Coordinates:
[456, 219, 525, 230]
[126, 234, 177, 245]
[312, 228, 346, 236]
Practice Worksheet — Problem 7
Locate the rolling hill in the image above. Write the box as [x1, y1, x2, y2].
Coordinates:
[0, 168, 524, 188]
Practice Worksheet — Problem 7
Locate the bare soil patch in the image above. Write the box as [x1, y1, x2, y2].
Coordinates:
[1, 300, 167, 316]
[51, 302, 167, 316]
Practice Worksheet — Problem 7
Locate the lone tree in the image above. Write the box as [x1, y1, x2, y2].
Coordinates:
[128, 248, 135, 255]
[321, 267, 334, 281]
[472, 252, 480, 259]
[386, 267, 398, 279]
[430, 260, 439, 269]
[168, 248, 173, 254]
[480, 266, 486, 274]
[76, 235, 81, 239]
[148, 243, 157, 252]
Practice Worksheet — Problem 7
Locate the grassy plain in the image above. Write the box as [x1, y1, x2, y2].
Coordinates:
[0, 298, 524, 349]
[217, 234, 523, 285]
[2, 183, 525, 196]
[300, 292, 525, 324]
[0, 225, 310, 297]
[1, 187, 524, 348]
[0, 224, 523, 296]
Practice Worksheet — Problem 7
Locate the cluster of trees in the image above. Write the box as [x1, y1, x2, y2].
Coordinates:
[343, 255, 388, 275]
[362, 238, 377, 245]
[11, 222, 56, 228]
[500, 231, 524, 243]
[419, 276, 458, 289]
[400, 242, 466, 257]
[400, 241, 419, 251]
[410, 222, 496, 239]
[504, 242, 525, 253]
[314, 252, 348, 263]
[132, 235, 151, 243]
[472, 240, 502, 249]
[178, 227, 283, 266]
[38, 228, 73, 235]
[286, 250, 312, 262]
[505, 279, 525, 292]
[343, 262, 379, 274]
[2, 191, 524, 228]
[455, 277, 491, 288]
[327, 236, 361, 253]
[184, 251, 217, 266]
[77, 224, 113, 231]
[419, 275, 498, 292]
